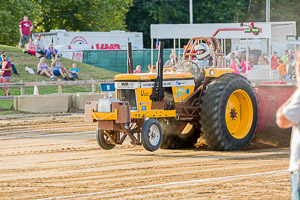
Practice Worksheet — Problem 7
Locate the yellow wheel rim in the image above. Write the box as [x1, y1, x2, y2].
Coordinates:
[225, 89, 253, 139]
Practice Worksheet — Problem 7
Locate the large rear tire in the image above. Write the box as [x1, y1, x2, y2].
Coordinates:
[199, 73, 258, 150]
[160, 119, 200, 149]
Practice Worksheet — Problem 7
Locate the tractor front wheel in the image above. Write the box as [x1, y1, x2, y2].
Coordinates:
[96, 129, 117, 150]
[141, 119, 163, 152]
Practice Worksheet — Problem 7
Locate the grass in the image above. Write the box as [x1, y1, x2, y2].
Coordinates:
[0, 44, 119, 113]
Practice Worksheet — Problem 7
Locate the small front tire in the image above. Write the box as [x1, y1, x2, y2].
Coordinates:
[141, 119, 163, 152]
[96, 128, 116, 150]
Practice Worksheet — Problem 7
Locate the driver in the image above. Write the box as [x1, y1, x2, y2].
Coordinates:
[193, 43, 213, 72]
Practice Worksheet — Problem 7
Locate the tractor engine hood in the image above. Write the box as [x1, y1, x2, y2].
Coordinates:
[114, 72, 195, 89]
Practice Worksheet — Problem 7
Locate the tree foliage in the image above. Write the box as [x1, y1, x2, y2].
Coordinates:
[0, 0, 38, 45]
[0, 0, 299, 48]
[126, 0, 300, 48]
[0, 0, 132, 46]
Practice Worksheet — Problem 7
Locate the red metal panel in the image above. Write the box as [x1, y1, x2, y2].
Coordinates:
[255, 84, 297, 131]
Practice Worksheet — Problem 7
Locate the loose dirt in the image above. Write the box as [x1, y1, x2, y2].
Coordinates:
[0, 114, 292, 199]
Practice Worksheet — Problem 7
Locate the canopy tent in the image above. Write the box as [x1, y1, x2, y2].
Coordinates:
[150, 22, 296, 66]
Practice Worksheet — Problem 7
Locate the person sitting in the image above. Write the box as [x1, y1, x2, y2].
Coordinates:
[240, 55, 251, 73]
[0, 50, 19, 75]
[34, 34, 46, 55]
[37, 57, 56, 80]
[51, 56, 73, 80]
[257, 53, 269, 65]
[69, 63, 79, 78]
[133, 65, 141, 73]
[0, 54, 12, 96]
[25, 37, 37, 56]
[46, 43, 58, 61]
[277, 60, 287, 78]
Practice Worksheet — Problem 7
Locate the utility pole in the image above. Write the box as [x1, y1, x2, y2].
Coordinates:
[266, 0, 271, 55]
[266, 0, 270, 22]
[189, 0, 193, 24]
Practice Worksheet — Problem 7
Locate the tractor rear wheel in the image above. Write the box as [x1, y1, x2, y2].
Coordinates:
[199, 73, 258, 150]
[160, 119, 200, 149]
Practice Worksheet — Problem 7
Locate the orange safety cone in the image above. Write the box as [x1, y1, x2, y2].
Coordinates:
[34, 85, 39, 95]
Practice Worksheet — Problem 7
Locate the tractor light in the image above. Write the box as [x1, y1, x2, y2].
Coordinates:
[209, 69, 215, 76]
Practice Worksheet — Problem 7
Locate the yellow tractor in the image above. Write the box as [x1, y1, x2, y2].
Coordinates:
[85, 37, 258, 151]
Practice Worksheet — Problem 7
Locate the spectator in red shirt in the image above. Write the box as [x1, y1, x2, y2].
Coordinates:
[271, 51, 280, 70]
[133, 65, 141, 73]
[0, 54, 12, 96]
[18, 16, 33, 48]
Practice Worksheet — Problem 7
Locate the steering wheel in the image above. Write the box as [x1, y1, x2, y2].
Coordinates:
[181, 60, 204, 74]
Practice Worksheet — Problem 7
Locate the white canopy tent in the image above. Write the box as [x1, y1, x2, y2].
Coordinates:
[150, 22, 296, 69]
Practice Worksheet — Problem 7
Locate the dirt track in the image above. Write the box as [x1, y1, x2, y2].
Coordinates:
[0, 115, 291, 199]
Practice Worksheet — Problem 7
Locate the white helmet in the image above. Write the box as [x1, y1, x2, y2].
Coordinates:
[194, 43, 210, 60]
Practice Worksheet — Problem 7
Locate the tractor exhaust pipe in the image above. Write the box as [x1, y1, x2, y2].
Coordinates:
[157, 41, 164, 101]
[127, 42, 133, 74]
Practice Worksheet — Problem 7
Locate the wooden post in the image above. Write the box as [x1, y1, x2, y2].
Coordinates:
[20, 80, 25, 95]
[92, 78, 96, 93]
[57, 79, 62, 94]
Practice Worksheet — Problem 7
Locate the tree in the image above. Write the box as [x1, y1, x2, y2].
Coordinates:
[34, 0, 132, 32]
[0, 0, 132, 46]
[244, 0, 300, 36]
[0, 0, 39, 45]
[126, 0, 250, 48]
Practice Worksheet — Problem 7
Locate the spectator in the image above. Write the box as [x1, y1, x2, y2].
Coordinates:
[18, 15, 33, 48]
[51, 56, 73, 80]
[271, 51, 280, 70]
[276, 47, 300, 200]
[229, 58, 240, 74]
[0, 50, 19, 75]
[164, 52, 177, 68]
[148, 65, 157, 73]
[69, 63, 79, 78]
[0, 54, 12, 96]
[147, 64, 152, 72]
[25, 38, 37, 56]
[289, 49, 295, 60]
[250, 54, 257, 66]
[237, 50, 242, 63]
[34, 34, 46, 55]
[281, 50, 289, 63]
[257, 52, 269, 65]
[37, 57, 56, 80]
[286, 56, 295, 79]
[46, 43, 58, 61]
[277, 60, 287, 78]
[240, 55, 251, 73]
[133, 65, 141, 73]
[230, 53, 240, 67]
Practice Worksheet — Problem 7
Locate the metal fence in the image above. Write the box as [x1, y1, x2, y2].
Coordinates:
[82, 49, 173, 73]
[0, 79, 114, 100]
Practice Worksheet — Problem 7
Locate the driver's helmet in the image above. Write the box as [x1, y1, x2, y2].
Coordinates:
[194, 43, 210, 60]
